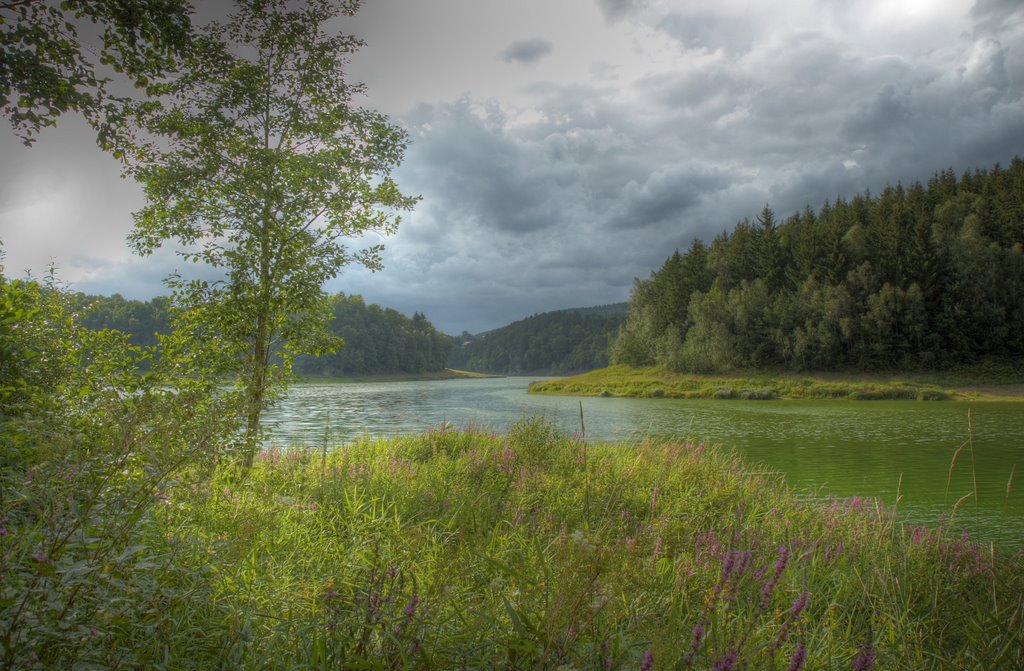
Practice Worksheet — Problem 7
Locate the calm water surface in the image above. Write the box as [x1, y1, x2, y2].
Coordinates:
[263, 377, 1024, 545]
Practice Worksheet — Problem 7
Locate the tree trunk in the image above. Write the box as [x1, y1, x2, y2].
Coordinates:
[241, 309, 269, 470]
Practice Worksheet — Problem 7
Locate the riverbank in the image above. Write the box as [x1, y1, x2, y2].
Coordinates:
[528, 364, 1024, 401]
[20, 422, 1018, 669]
[297, 367, 501, 383]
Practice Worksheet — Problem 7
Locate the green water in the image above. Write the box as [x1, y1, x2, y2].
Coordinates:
[264, 377, 1024, 545]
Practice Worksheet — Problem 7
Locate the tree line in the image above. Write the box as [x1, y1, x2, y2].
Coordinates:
[68, 291, 452, 377]
[612, 158, 1024, 372]
[70, 289, 626, 377]
[293, 293, 452, 376]
[448, 306, 626, 375]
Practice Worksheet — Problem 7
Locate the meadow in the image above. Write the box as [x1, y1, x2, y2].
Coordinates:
[7, 419, 1021, 670]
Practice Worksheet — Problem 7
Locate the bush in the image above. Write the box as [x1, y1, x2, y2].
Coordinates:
[0, 271, 235, 669]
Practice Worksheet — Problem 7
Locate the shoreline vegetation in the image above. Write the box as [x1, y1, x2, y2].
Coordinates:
[18, 421, 1018, 669]
[296, 368, 502, 383]
[528, 364, 1024, 401]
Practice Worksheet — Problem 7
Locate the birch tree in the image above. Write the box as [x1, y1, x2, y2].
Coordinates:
[129, 0, 415, 466]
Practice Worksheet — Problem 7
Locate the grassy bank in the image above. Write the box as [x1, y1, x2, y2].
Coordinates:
[528, 364, 1024, 401]
[297, 368, 501, 383]
[15, 421, 1022, 669]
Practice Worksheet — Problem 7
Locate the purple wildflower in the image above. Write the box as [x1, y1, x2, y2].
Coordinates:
[712, 649, 738, 671]
[735, 549, 752, 576]
[601, 639, 613, 671]
[852, 644, 875, 671]
[788, 642, 807, 671]
[650, 486, 659, 511]
[720, 550, 736, 584]
[760, 546, 789, 608]
[640, 649, 654, 671]
[403, 593, 419, 621]
[684, 621, 705, 663]
[771, 590, 811, 653]
[789, 590, 810, 618]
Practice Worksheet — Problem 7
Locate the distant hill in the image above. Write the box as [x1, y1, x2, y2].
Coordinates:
[72, 291, 453, 377]
[293, 293, 452, 376]
[447, 304, 627, 375]
[73, 290, 627, 377]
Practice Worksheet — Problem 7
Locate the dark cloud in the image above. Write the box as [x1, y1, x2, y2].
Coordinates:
[656, 11, 756, 53]
[499, 37, 553, 64]
[970, 0, 1024, 36]
[593, 0, 637, 22]
[336, 5, 1022, 334]
[5, 0, 1023, 335]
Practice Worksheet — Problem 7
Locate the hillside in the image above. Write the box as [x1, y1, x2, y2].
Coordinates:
[447, 304, 627, 375]
[72, 291, 454, 377]
[613, 158, 1024, 373]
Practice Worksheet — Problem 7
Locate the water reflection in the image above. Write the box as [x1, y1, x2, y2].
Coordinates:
[263, 377, 1024, 545]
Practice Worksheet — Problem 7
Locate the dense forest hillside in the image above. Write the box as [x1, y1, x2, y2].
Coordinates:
[70, 293, 171, 349]
[71, 292, 453, 377]
[613, 158, 1024, 372]
[293, 293, 452, 376]
[448, 304, 627, 374]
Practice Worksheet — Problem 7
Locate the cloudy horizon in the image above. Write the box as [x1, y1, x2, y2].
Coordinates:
[2, 0, 1022, 334]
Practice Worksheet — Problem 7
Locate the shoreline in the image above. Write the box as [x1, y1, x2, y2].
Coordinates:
[527, 364, 1024, 401]
[296, 368, 502, 384]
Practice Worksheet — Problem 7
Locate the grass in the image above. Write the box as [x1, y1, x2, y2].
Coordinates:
[26, 419, 1020, 669]
[528, 364, 1024, 401]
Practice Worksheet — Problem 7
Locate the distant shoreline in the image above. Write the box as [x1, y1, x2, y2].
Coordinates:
[528, 364, 1024, 401]
[295, 368, 502, 384]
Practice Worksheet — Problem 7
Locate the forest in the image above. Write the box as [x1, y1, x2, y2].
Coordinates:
[71, 290, 628, 377]
[447, 305, 626, 375]
[292, 293, 452, 376]
[612, 158, 1024, 373]
[69, 291, 453, 377]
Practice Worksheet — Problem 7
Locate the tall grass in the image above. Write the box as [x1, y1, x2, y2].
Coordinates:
[527, 365, 1023, 401]
[48, 418, 1014, 670]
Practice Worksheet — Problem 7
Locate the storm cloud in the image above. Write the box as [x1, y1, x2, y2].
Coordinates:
[500, 37, 554, 64]
[2, 0, 1022, 334]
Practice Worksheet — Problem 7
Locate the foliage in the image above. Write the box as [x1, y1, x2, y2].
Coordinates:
[294, 293, 453, 377]
[128, 0, 416, 465]
[50, 419, 1022, 669]
[69, 291, 171, 350]
[449, 305, 627, 375]
[0, 0, 192, 149]
[0, 269, 235, 669]
[613, 159, 1024, 373]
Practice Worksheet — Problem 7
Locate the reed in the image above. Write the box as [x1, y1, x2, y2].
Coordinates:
[8, 419, 1022, 669]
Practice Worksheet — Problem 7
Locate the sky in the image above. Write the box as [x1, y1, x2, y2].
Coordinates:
[1, 0, 1022, 334]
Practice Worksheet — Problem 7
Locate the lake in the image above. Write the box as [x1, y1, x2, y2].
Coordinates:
[263, 377, 1024, 546]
